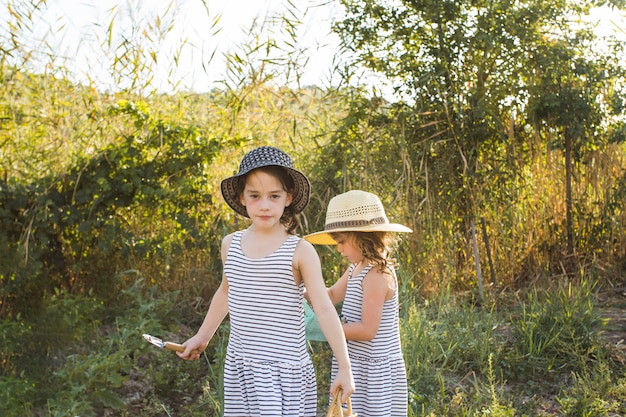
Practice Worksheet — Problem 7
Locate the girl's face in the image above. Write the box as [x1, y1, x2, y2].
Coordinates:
[240, 170, 292, 228]
[332, 232, 364, 264]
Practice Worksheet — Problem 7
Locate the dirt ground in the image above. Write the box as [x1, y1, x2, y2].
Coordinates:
[597, 288, 626, 362]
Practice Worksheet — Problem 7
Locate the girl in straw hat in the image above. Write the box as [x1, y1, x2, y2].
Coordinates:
[305, 190, 412, 417]
[177, 146, 354, 416]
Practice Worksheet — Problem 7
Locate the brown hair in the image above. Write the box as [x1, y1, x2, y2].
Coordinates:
[237, 165, 301, 234]
[333, 231, 399, 273]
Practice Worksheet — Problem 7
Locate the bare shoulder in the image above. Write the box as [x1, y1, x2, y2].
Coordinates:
[220, 232, 237, 262]
[294, 238, 321, 267]
[363, 266, 395, 288]
[295, 237, 316, 253]
[366, 266, 391, 279]
[221, 232, 236, 250]
[292, 238, 322, 285]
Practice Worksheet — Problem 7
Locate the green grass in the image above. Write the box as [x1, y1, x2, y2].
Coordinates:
[3, 276, 625, 416]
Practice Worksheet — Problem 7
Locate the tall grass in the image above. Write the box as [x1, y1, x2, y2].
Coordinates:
[393, 274, 625, 416]
[1, 1, 626, 416]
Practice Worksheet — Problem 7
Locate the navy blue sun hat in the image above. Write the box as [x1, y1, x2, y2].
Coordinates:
[220, 146, 311, 217]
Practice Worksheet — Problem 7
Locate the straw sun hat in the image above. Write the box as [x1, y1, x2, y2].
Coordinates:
[305, 190, 412, 245]
[220, 146, 311, 218]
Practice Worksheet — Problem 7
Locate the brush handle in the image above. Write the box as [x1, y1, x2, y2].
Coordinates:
[164, 342, 185, 352]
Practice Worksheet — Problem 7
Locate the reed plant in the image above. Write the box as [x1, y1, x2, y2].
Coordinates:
[1, 1, 625, 415]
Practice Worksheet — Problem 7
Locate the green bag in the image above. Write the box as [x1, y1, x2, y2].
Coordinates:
[303, 300, 327, 341]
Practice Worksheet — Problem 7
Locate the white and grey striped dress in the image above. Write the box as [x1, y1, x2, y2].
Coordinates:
[222, 230, 317, 417]
[332, 263, 408, 417]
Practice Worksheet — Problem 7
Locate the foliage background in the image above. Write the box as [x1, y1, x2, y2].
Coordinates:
[1, 0, 626, 416]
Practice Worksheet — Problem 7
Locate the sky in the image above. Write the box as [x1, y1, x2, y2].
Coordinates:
[0, 0, 624, 95]
[1, 0, 343, 93]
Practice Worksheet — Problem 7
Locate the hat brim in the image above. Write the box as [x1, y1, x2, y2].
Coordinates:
[304, 223, 413, 245]
[221, 167, 311, 218]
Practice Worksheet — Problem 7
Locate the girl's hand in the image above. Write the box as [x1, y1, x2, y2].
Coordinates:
[176, 334, 209, 361]
[330, 367, 355, 403]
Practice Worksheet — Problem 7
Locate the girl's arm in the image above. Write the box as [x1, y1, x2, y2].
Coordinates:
[327, 268, 349, 305]
[296, 240, 355, 402]
[342, 268, 391, 341]
[303, 267, 348, 305]
[177, 234, 233, 361]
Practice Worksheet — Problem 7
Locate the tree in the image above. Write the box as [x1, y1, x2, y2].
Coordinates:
[332, 0, 626, 283]
[526, 27, 626, 257]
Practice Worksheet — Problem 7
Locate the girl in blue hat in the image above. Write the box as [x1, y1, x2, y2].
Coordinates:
[178, 146, 354, 417]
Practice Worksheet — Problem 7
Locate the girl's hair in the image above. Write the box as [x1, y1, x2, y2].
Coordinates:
[237, 165, 301, 234]
[336, 231, 399, 273]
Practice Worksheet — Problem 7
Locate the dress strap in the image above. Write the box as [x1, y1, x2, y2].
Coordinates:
[347, 263, 374, 279]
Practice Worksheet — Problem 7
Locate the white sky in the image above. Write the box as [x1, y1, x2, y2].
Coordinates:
[1, 0, 343, 93]
[0, 1, 623, 95]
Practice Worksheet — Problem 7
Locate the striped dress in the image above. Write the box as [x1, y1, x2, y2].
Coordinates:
[332, 263, 408, 417]
[222, 231, 317, 417]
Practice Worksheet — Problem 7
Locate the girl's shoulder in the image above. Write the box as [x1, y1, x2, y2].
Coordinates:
[363, 264, 397, 297]
[293, 236, 314, 255]
[221, 231, 239, 252]
[222, 231, 238, 243]
[363, 263, 395, 282]
[293, 238, 319, 265]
